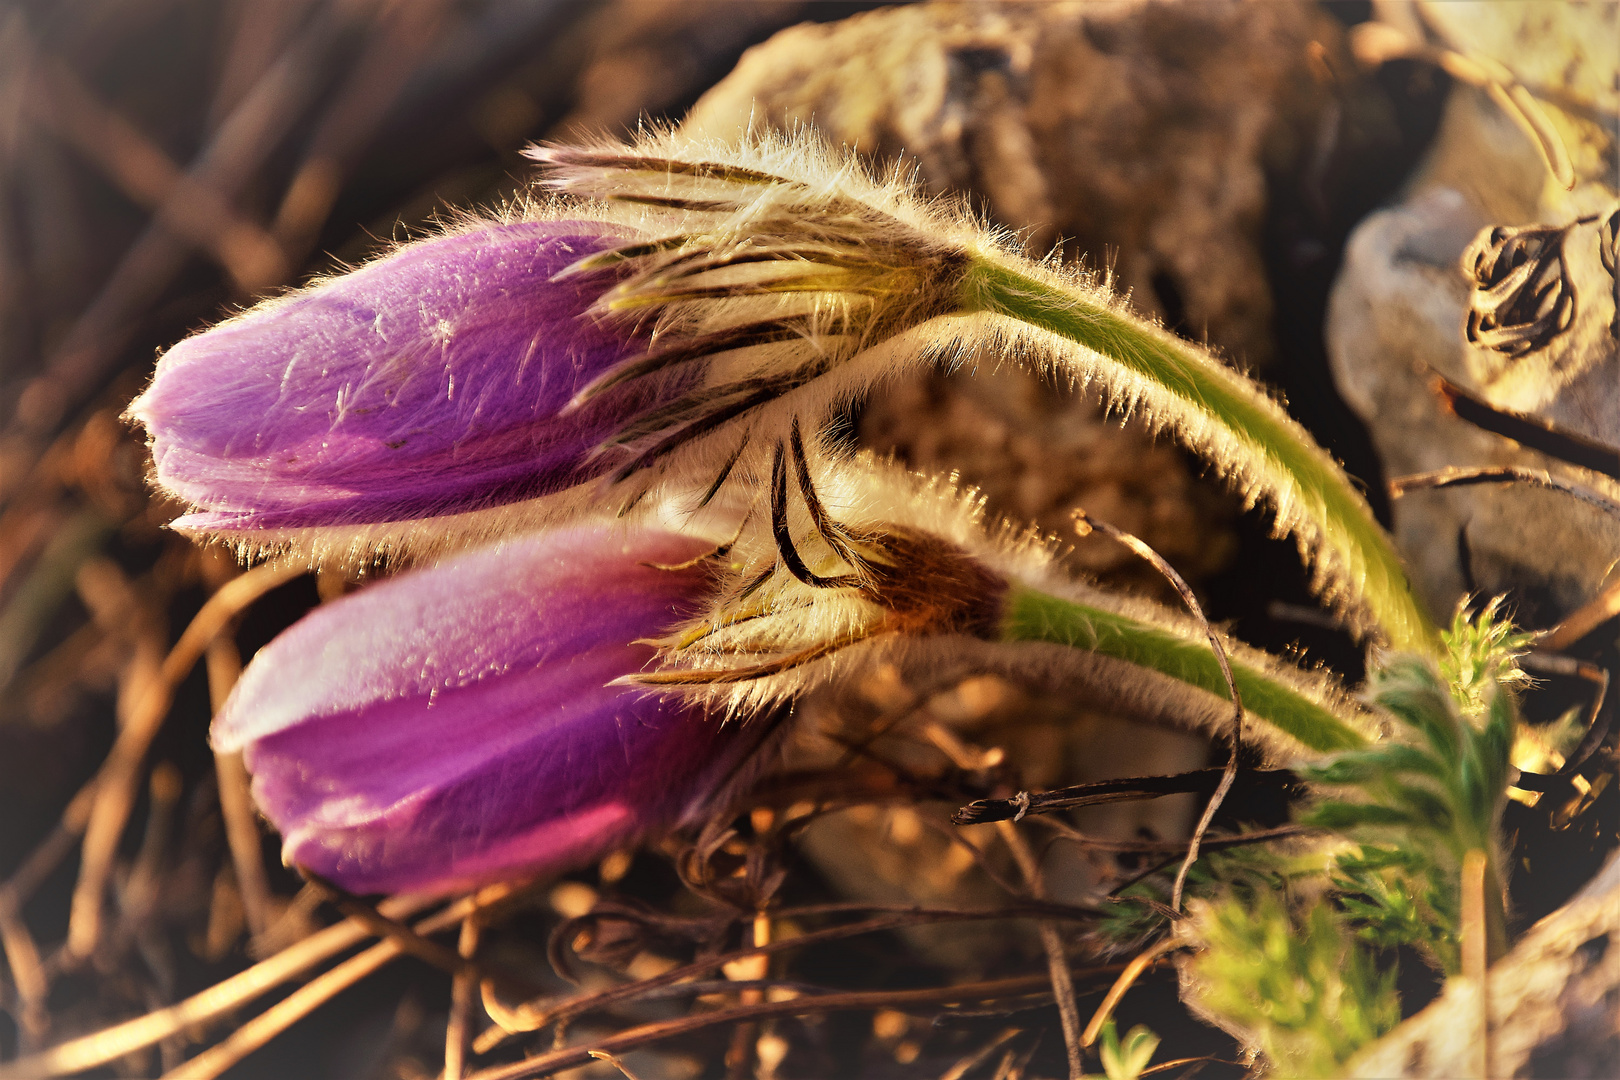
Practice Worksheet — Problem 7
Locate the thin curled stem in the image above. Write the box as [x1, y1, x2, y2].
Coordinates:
[1072, 510, 1244, 913]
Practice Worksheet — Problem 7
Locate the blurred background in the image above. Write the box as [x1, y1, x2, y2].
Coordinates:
[1, 1, 1615, 1077]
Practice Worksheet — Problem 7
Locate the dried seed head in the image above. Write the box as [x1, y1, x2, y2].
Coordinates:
[1463, 220, 1580, 358]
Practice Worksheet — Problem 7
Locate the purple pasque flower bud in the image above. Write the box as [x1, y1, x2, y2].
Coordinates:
[212, 523, 759, 896]
[127, 219, 686, 550]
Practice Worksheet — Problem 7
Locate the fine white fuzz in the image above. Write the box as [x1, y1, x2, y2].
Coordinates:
[642, 445, 1375, 764]
[530, 127, 1429, 652]
[163, 125, 1424, 658]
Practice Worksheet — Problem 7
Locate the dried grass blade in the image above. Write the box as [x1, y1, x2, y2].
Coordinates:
[209, 635, 276, 949]
[156, 939, 403, 1080]
[1539, 579, 1620, 653]
[995, 820, 1082, 1080]
[0, 894, 437, 1078]
[68, 560, 305, 958]
[939, 1028, 1021, 1080]
[445, 918, 480, 1080]
[1079, 939, 1180, 1049]
[0, 905, 49, 1048]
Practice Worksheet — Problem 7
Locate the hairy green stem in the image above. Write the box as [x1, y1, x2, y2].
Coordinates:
[1001, 586, 1367, 754]
[959, 258, 1438, 657]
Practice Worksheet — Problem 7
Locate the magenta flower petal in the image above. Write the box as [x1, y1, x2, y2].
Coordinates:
[213, 525, 752, 895]
[129, 221, 671, 534]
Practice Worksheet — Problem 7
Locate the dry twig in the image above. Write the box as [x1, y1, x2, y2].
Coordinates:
[0, 892, 442, 1079]
[1390, 465, 1620, 519]
[1080, 939, 1182, 1049]
[479, 903, 1098, 1050]
[467, 968, 1136, 1080]
[1072, 511, 1244, 913]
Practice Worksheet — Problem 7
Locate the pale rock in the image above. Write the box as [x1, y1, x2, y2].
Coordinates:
[1346, 849, 1620, 1079]
[686, 0, 1351, 369]
[1329, 2, 1620, 627]
[682, 0, 1359, 588]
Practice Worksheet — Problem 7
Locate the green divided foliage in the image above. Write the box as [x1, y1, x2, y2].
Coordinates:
[1187, 891, 1402, 1078]
[1302, 654, 1516, 969]
[1174, 606, 1525, 1074]
[1328, 844, 1458, 972]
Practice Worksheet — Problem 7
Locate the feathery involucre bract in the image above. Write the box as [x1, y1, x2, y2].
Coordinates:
[534, 129, 1436, 654]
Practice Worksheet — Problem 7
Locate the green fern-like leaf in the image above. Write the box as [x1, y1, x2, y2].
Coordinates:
[1186, 892, 1401, 1077]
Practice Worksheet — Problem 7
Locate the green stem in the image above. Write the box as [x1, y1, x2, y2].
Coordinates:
[1001, 586, 1367, 754]
[959, 258, 1438, 657]
[1482, 856, 1510, 966]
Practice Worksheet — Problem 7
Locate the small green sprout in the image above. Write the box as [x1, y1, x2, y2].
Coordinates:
[1084, 1017, 1162, 1080]
[1438, 596, 1534, 719]
[1183, 605, 1529, 1072]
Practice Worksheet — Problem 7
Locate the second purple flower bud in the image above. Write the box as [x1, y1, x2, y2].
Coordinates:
[213, 523, 766, 896]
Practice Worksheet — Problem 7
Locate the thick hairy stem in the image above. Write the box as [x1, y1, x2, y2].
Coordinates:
[1000, 586, 1366, 754]
[960, 259, 1438, 657]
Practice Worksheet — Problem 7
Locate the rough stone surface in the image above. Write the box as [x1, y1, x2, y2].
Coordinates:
[1346, 849, 1620, 1079]
[684, 0, 1362, 594]
[687, 0, 1350, 370]
[860, 365, 1237, 593]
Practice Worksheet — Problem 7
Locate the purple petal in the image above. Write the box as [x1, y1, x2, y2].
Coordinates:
[130, 221, 673, 533]
[214, 525, 754, 895]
